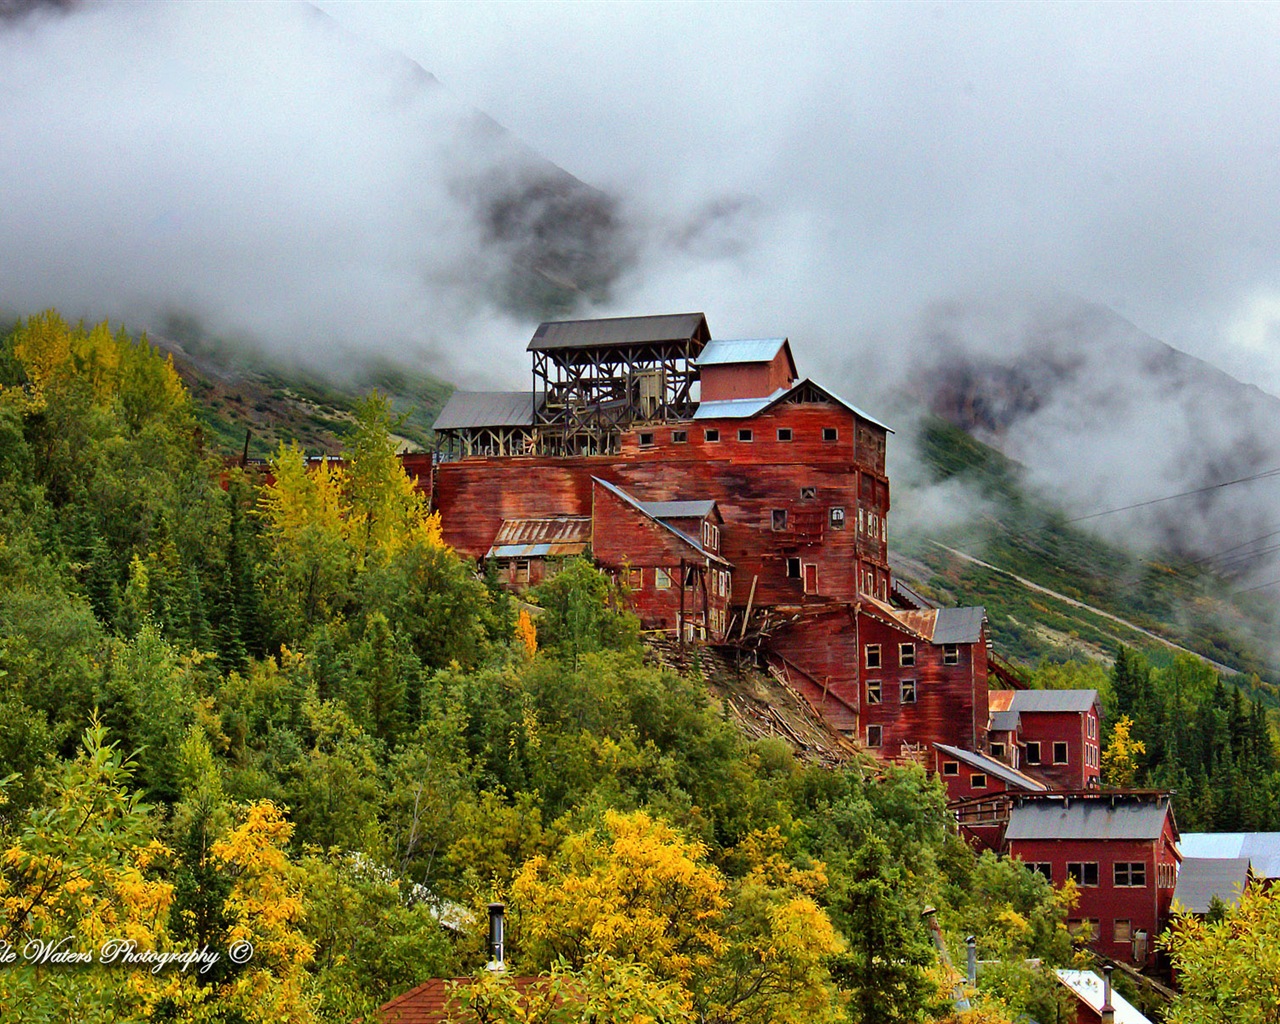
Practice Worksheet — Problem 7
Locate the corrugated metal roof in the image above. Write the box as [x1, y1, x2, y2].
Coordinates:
[692, 389, 788, 420]
[1172, 857, 1250, 913]
[989, 690, 1016, 713]
[935, 743, 1047, 791]
[696, 338, 788, 365]
[1180, 832, 1280, 878]
[485, 517, 591, 559]
[796, 380, 893, 433]
[1006, 795, 1170, 842]
[433, 391, 537, 430]
[592, 478, 731, 566]
[527, 313, 708, 351]
[639, 499, 717, 520]
[989, 710, 1021, 733]
[1008, 689, 1100, 714]
[932, 606, 986, 644]
[1054, 971, 1152, 1024]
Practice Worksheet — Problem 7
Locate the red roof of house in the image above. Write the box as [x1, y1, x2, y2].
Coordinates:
[378, 976, 545, 1024]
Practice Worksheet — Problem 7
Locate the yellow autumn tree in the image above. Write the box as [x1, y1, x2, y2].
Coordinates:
[1101, 715, 1146, 788]
[515, 609, 538, 658]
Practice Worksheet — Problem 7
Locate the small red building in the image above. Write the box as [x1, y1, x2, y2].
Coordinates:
[989, 689, 1101, 789]
[1005, 791, 1180, 966]
[934, 742, 1046, 852]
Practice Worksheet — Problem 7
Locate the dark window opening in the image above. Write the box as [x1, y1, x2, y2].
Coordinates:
[672, 430, 687, 443]
[865, 644, 881, 669]
[705, 428, 720, 442]
[901, 679, 916, 703]
[786, 557, 801, 579]
[772, 509, 789, 531]
[970, 773, 987, 789]
[777, 428, 793, 441]
[1053, 742, 1068, 765]
[639, 432, 655, 446]
[943, 644, 960, 665]
[1067, 862, 1099, 887]
[866, 680, 881, 704]
[800, 486, 816, 500]
[1026, 742, 1041, 765]
[866, 725, 882, 747]
[942, 761, 959, 776]
[1031, 863, 1053, 882]
[738, 428, 754, 442]
[823, 427, 839, 441]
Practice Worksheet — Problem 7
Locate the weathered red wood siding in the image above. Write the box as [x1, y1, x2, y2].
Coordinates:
[765, 611, 860, 732]
[590, 480, 730, 640]
[1008, 816, 1179, 966]
[1019, 708, 1101, 790]
[699, 350, 794, 401]
[855, 611, 988, 757]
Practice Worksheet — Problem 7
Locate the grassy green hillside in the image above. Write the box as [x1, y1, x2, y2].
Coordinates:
[893, 417, 1278, 695]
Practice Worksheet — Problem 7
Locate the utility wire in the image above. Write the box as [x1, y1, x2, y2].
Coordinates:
[1064, 466, 1280, 523]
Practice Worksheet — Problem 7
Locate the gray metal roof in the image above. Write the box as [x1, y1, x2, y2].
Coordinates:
[639, 500, 717, 520]
[990, 710, 1021, 733]
[1180, 833, 1280, 878]
[528, 313, 708, 351]
[1005, 795, 1171, 841]
[1054, 971, 1152, 1024]
[433, 391, 536, 431]
[932, 606, 986, 644]
[692, 390, 788, 420]
[1172, 857, 1250, 913]
[934, 743, 1047, 792]
[696, 338, 789, 366]
[1008, 689, 1100, 714]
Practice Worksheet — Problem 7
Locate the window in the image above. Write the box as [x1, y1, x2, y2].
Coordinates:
[705, 428, 720, 442]
[1114, 919, 1132, 943]
[701, 522, 719, 550]
[901, 679, 916, 703]
[683, 565, 698, 588]
[942, 761, 959, 776]
[655, 568, 671, 590]
[830, 506, 845, 529]
[1029, 862, 1053, 882]
[822, 427, 839, 441]
[899, 643, 915, 666]
[1067, 919, 1099, 939]
[800, 486, 816, 500]
[970, 773, 987, 789]
[1087, 716, 1097, 739]
[1115, 862, 1146, 887]
[639, 432, 655, 446]
[866, 680, 882, 704]
[1158, 862, 1176, 888]
[990, 742, 1006, 758]
[943, 644, 960, 665]
[865, 644, 881, 669]
[1067, 862, 1099, 887]
[514, 560, 530, 585]
[777, 428, 793, 441]
[672, 429, 687, 443]
[866, 725, 882, 747]
[1053, 742, 1068, 765]
[738, 428, 753, 442]
[858, 508, 865, 533]
[1026, 741, 1041, 765]
[786, 557, 801, 579]
[771, 509, 788, 531]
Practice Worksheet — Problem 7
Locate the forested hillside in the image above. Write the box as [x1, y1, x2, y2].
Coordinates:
[0, 312, 1090, 1022]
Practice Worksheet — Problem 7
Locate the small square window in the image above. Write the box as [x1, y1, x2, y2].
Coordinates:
[738, 428, 754, 442]
[672, 430, 688, 443]
[655, 568, 671, 590]
[1067, 862, 1099, 887]
[786, 557, 801, 579]
[1030, 862, 1053, 882]
[943, 644, 960, 665]
[866, 680, 882, 704]
[942, 761, 959, 776]
[865, 644, 881, 669]
[1053, 742, 1068, 765]
[777, 428, 793, 441]
[901, 679, 916, 703]
[639, 432, 655, 446]
[866, 724, 882, 747]
[772, 509, 789, 531]
[800, 486, 816, 500]
[899, 643, 915, 666]
[990, 742, 1005, 758]
[705, 428, 720, 442]
[829, 507, 845, 529]
[970, 773, 987, 789]
[1115, 862, 1146, 887]
[822, 427, 838, 441]
[1026, 742, 1041, 765]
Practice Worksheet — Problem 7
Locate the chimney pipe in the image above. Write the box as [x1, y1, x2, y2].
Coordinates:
[965, 935, 976, 986]
[1101, 964, 1114, 1024]
[486, 902, 505, 972]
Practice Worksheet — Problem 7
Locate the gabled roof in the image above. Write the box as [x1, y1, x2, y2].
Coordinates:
[863, 599, 986, 645]
[639, 499, 719, 521]
[592, 478, 731, 566]
[1180, 833, 1280, 878]
[697, 337, 797, 375]
[1054, 971, 1152, 1024]
[433, 391, 538, 431]
[1006, 793, 1173, 842]
[771, 379, 893, 433]
[1172, 857, 1251, 913]
[527, 312, 709, 352]
[935, 743, 1047, 791]
[486, 517, 591, 559]
[1002, 689, 1100, 714]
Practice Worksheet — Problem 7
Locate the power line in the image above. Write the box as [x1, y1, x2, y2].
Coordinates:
[1064, 466, 1280, 523]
